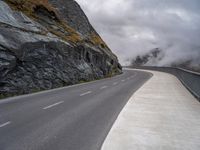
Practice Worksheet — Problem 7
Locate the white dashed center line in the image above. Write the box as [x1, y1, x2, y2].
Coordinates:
[43, 101, 64, 110]
[100, 86, 108, 90]
[121, 80, 125, 82]
[0, 121, 11, 128]
[80, 91, 92, 96]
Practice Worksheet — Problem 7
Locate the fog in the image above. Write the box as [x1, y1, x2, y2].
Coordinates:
[76, 0, 200, 66]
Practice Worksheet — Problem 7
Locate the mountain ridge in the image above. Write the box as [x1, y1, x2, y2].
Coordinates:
[131, 48, 199, 72]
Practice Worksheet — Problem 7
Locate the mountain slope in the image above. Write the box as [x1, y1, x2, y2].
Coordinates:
[0, 0, 122, 97]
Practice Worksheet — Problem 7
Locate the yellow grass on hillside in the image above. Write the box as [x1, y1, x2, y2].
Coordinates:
[5, 0, 81, 43]
[89, 32, 109, 49]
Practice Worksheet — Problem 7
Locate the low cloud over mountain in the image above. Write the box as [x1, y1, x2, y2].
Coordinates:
[77, 0, 200, 67]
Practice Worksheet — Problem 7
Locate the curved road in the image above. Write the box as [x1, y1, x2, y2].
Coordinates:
[0, 70, 151, 150]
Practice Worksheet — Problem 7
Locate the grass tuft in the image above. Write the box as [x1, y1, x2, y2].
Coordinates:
[5, 0, 82, 43]
[89, 32, 108, 49]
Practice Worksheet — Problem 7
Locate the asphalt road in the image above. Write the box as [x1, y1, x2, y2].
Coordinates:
[0, 70, 151, 150]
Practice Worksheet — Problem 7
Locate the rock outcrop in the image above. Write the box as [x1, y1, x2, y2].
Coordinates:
[131, 48, 164, 67]
[0, 0, 122, 97]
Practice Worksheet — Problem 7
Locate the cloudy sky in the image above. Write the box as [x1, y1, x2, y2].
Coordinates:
[76, 0, 200, 66]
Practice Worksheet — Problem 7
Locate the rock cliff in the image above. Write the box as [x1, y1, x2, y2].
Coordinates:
[0, 0, 122, 97]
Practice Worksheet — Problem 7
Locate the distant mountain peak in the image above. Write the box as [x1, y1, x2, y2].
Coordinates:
[131, 48, 199, 72]
[131, 48, 165, 66]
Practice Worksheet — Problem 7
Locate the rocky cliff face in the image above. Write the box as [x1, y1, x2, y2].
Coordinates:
[0, 0, 122, 97]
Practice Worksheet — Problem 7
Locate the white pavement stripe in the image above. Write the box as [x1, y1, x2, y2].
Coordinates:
[0, 71, 123, 105]
[121, 80, 125, 82]
[100, 86, 108, 90]
[0, 121, 11, 128]
[80, 91, 92, 96]
[43, 101, 64, 110]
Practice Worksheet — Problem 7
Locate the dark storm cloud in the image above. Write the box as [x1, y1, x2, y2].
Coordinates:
[76, 0, 200, 66]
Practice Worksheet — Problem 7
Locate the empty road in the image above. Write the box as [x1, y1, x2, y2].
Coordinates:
[0, 70, 151, 150]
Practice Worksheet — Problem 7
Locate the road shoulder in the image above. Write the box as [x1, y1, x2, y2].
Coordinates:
[102, 69, 200, 150]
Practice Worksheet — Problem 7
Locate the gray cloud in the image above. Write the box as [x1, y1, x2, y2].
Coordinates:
[76, 0, 200, 66]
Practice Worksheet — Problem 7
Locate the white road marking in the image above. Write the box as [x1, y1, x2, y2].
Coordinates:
[43, 101, 64, 110]
[100, 86, 108, 90]
[121, 80, 125, 82]
[0, 121, 11, 128]
[113, 82, 118, 85]
[80, 91, 92, 96]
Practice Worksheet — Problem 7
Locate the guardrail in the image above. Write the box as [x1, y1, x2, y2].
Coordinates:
[131, 66, 200, 101]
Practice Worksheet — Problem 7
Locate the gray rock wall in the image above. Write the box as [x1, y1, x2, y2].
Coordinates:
[49, 0, 94, 36]
[0, 1, 122, 97]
